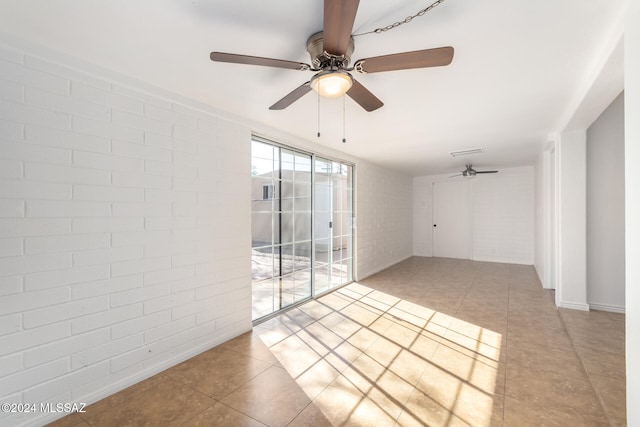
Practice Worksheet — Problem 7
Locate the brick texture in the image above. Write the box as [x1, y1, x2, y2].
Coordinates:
[413, 167, 535, 264]
[0, 46, 251, 426]
[0, 42, 414, 427]
[356, 161, 413, 279]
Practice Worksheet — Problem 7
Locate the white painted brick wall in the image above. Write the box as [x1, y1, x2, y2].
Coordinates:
[0, 237, 22, 257]
[471, 167, 535, 264]
[25, 124, 110, 153]
[0, 44, 251, 426]
[356, 161, 413, 279]
[0, 40, 416, 427]
[70, 81, 143, 114]
[412, 176, 432, 256]
[24, 264, 110, 291]
[0, 58, 69, 95]
[412, 167, 535, 265]
[0, 140, 71, 165]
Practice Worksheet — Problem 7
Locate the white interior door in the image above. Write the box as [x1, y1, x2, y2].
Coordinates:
[432, 180, 471, 259]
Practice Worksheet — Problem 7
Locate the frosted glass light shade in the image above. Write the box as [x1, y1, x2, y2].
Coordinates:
[462, 170, 476, 179]
[310, 71, 353, 98]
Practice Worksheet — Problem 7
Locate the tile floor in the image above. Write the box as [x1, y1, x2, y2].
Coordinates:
[50, 257, 626, 426]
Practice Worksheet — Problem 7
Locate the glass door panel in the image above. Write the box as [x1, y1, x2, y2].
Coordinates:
[252, 139, 354, 321]
[251, 140, 313, 321]
[314, 158, 353, 295]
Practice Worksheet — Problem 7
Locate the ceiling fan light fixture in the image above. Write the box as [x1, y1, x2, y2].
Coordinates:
[310, 70, 353, 98]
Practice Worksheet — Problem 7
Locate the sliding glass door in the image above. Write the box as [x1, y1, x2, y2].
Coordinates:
[314, 158, 353, 295]
[251, 138, 353, 321]
[251, 141, 312, 320]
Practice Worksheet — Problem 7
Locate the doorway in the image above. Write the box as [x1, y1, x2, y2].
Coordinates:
[432, 180, 471, 259]
[250, 139, 353, 321]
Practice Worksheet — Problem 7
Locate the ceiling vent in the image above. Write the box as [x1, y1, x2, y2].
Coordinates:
[449, 148, 484, 157]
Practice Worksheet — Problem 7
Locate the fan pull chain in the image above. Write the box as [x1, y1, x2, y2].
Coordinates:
[342, 95, 347, 143]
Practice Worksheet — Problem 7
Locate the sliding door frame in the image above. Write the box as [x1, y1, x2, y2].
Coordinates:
[251, 135, 355, 323]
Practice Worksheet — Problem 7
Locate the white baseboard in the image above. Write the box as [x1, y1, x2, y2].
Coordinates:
[558, 301, 591, 311]
[534, 263, 544, 286]
[356, 254, 413, 281]
[471, 255, 534, 265]
[29, 324, 251, 427]
[588, 303, 626, 314]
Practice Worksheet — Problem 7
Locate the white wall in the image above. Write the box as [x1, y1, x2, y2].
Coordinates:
[0, 44, 253, 427]
[531, 9, 634, 420]
[471, 167, 534, 264]
[534, 151, 545, 282]
[412, 166, 535, 264]
[0, 41, 415, 426]
[625, 2, 640, 423]
[534, 140, 557, 290]
[556, 130, 589, 310]
[587, 91, 625, 312]
[356, 162, 413, 279]
[413, 175, 434, 257]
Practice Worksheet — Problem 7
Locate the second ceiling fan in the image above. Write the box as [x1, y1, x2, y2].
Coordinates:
[450, 164, 499, 179]
[210, 0, 454, 112]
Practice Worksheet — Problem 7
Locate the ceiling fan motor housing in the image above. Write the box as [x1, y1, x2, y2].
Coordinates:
[306, 31, 354, 69]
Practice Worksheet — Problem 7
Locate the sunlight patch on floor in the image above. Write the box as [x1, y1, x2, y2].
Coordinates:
[256, 282, 502, 426]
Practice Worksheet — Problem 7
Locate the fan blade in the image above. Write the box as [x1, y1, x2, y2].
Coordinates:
[324, 0, 359, 55]
[346, 79, 383, 112]
[353, 47, 454, 74]
[269, 82, 312, 110]
[210, 52, 310, 71]
[449, 173, 463, 178]
[476, 170, 499, 174]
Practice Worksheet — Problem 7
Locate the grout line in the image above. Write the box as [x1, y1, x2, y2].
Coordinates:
[500, 267, 513, 425]
[556, 309, 617, 427]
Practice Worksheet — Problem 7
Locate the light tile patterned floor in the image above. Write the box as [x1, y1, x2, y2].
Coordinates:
[50, 257, 626, 426]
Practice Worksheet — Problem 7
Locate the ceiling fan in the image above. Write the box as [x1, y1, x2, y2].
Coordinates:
[209, 0, 454, 112]
[450, 164, 499, 179]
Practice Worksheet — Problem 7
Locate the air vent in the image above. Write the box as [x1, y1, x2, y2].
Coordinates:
[449, 148, 484, 157]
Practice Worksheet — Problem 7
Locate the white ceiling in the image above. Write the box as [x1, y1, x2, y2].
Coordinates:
[0, 0, 627, 175]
